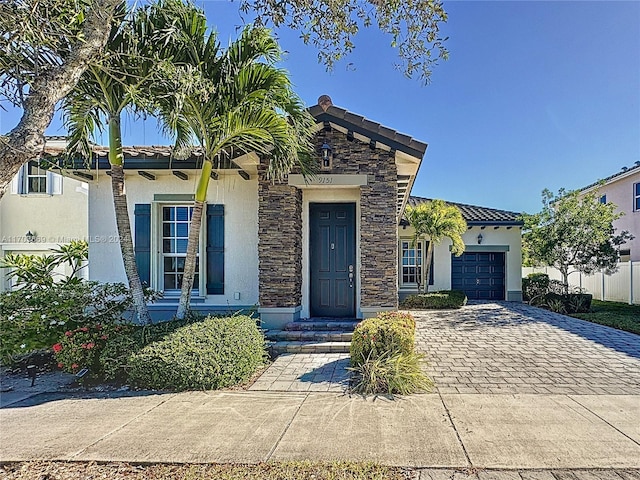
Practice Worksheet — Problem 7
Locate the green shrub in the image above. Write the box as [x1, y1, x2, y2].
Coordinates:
[128, 315, 266, 391]
[375, 311, 416, 330]
[0, 242, 161, 366]
[522, 273, 550, 303]
[541, 293, 592, 314]
[53, 323, 128, 379]
[0, 282, 135, 365]
[400, 290, 467, 309]
[98, 327, 139, 382]
[349, 351, 433, 395]
[350, 312, 415, 368]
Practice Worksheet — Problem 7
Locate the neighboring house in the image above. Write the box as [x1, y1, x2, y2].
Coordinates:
[0, 137, 89, 291]
[399, 197, 523, 302]
[6, 97, 523, 325]
[577, 162, 640, 262]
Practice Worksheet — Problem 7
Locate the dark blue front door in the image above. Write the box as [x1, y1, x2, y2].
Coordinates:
[451, 252, 505, 300]
[310, 203, 356, 317]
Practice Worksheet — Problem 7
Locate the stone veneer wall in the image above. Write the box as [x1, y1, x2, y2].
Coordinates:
[316, 129, 399, 309]
[258, 164, 303, 308]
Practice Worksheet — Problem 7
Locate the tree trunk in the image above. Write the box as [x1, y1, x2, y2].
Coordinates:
[176, 200, 205, 320]
[109, 116, 152, 324]
[176, 159, 213, 320]
[423, 240, 434, 294]
[0, 0, 121, 198]
[560, 268, 570, 295]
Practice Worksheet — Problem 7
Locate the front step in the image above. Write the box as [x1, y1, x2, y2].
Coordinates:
[265, 317, 359, 355]
[266, 330, 353, 342]
[268, 341, 351, 354]
[284, 320, 360, 331]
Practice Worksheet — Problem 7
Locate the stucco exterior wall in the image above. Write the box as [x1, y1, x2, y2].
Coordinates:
[0, 174, 88, 291]
[586, 171, 640, 261]
[88, 171, 259, 311]
[398, 224, 522, 300]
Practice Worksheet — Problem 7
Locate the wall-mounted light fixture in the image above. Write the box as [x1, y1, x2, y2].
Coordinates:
[477, 233, 483, 244]
[26, 231, 36, 243]
[321, 141, 332, 168]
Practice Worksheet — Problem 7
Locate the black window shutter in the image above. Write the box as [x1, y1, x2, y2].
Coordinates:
[134, 204, 151, 286]
[206, 204, 224, 295]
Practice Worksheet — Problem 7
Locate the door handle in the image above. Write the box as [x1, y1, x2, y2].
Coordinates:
[349, 265, 354, 288]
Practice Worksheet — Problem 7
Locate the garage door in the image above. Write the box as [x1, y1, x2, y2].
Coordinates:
[451, 252, 505, 300]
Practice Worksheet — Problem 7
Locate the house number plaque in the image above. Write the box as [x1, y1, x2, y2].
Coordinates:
[287, 174, 368, 187]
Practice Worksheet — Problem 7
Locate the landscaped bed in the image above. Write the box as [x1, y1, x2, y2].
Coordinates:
[569, 300, 640, 335]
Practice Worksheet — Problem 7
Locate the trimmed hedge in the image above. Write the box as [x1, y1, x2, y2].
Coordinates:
[350, 312, 415, 368]
[128, 315, 266, 391]
[400, 290, 467, 309]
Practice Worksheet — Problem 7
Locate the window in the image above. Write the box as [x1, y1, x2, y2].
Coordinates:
[401, 241, 422, 284]
[26, 162, 47, 193]
[161, 206, 199, 293]
[12, 162, 62, 195]
[635, 183, 640, 211]
[135, 203, 224, 297]
[401, 240, 434, 286]
[599, 194, 606, 204]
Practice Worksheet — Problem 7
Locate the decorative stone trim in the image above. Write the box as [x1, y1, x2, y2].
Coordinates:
[258, 165, 303, 309]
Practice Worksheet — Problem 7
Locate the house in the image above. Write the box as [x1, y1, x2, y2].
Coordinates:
[3, 97, 523, 327]
[577, 162, 640, 261]
[0, 137, 89, 291]
[399, 197, 523, 302]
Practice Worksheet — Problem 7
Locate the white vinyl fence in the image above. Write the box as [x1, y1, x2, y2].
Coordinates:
[523, 262, 639, 305]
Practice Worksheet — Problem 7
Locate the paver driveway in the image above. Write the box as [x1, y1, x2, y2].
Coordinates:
[414, 302, 640, 395]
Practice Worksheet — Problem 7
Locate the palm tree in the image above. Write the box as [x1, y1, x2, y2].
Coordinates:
[405, 199, 467, 293]
[62, 0, 199, 323]
[155, 23, 316, 320]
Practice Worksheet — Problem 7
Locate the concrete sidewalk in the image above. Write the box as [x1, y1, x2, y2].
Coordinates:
[1, 389, 639, 469]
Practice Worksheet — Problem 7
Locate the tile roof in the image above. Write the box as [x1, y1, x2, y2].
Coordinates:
[308, 96, 427, 160]
[404, 196, 523, 226]
[578, 162, 640, 192]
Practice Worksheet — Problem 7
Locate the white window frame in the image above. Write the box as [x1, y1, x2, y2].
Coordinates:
[401, 240, 423, 286]
[400, 239, 435, 288]
[634, 182, 640, 212]
[12, 162, 62, 195]
[150, 203, 205, 297]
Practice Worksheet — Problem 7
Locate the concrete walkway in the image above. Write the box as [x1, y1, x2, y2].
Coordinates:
[1, 390, 639, 469]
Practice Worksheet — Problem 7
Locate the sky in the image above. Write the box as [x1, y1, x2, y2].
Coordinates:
[1, 1, 639, 214]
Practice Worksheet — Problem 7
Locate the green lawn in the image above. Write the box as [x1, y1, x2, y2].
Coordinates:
[570, 300, 640, 335]
[0, 462, 415, 480]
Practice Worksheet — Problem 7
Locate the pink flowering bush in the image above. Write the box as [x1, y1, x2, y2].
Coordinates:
[53, 323, 119, 377]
